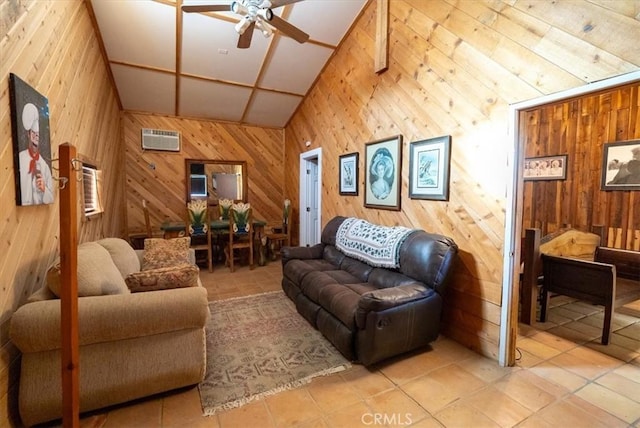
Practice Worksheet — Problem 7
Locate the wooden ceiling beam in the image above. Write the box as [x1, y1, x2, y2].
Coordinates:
[375, 0, 389, 74]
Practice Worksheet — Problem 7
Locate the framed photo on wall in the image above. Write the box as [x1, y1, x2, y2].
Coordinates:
[9, 73, 54, 206]
[408, 135, 452, 201]
[601, 140, 640, 191]
[523, 154, 568, 181]
[339, 152, 359, 196]
[364, 135, 402, 211]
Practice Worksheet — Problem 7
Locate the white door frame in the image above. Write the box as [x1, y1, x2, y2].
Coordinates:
[299, 148, 322, 247]
[499, 70, 640, 366]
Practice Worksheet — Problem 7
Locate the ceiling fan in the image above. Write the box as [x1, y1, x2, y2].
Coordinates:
[182, 0, 310, 49]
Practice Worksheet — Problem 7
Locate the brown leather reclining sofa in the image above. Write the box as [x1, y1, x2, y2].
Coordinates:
[281, 216, 458, 365]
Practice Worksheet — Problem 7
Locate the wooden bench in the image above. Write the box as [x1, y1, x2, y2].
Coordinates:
[540, 247, 640, 345]
[596, 247, 640, 310]
[519, 227, 602, 324]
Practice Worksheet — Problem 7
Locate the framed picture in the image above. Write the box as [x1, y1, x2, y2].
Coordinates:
[339, 152, 359, 195]
[9, 73, 54, 206]
[364, 135, 402, 210]
[601, 140, 640, 191]
[408, 135, 452, 201]
[523, 154, 568, 181]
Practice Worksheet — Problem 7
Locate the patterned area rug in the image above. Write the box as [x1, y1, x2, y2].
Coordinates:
[199, 291, 352, 416]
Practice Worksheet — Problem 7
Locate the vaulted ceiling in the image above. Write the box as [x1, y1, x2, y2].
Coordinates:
[88, 0, 369, 128]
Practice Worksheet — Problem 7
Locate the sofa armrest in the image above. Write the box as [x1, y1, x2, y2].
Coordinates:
[281, 244, 324, 266]
[358, 283, 433, 313]
[10, 286, 210, 354]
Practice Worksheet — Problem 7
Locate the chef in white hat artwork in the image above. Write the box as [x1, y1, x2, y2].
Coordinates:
[18, 103, 54, 205]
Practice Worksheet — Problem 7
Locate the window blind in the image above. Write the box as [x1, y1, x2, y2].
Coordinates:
[82, 164, 104, 216]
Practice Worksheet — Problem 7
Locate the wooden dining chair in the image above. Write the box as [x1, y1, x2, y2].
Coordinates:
[128, 199, 152, 249]
[225, 203, 254, 272]
[187, 199, 213, 272]
[264, 199, 292, 261]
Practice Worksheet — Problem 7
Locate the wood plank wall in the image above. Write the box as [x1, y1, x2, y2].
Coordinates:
[122, 113, 285, 236]
[0, 1, 123, 425]
[522, 84, 640, 250]
[284, 0, 640, 360]
[0, 1, 638, 423]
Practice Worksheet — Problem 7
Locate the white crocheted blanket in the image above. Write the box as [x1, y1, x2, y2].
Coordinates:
[335, 218, 415, 268]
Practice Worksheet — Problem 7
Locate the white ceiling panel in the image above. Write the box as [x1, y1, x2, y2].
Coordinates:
[90, 0, 367, 128]
[287, 0, 368, 46]
[111, 64, 175, 115]
[181, 12, 270, 84]
[244, 90, 303, 127]
[260, 37, 333, 94]
[179, 77, 253, 122]
[91, 0, 176, 70]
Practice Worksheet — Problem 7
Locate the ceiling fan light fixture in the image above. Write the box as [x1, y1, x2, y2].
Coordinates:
[256, 7, 273, 21]
[235, 16, 252, 34]
[230, 1, 247, 15]
[186, 0, 309, 48]
[255, 20, 273, 37]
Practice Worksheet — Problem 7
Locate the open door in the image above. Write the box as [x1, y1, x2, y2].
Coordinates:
[501, 71, 640, 366]
[299, 148, 322, 247]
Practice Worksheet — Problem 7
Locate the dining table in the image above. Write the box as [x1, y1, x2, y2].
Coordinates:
[160, 218, 269, 266]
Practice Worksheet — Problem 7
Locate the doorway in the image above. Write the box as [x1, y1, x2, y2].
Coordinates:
[500, 71, 640, 366]
[299, 148, 322, 247]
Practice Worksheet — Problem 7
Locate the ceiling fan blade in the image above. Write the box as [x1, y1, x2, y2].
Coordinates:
[237, 21, 255, 49]
[270, 0, 305, 7]
[181, 4, 230, 13]
[267, 15, 309, 43]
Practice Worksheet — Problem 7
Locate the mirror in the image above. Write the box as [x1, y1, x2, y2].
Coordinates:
[185, 159, 247, 205]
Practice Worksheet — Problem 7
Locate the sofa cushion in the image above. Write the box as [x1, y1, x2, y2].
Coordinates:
[142, 237, 191, 270]
[368, 268, 419, 289]
[397, 231, 458, 295]
[320, 216, 347, 246]
[321, 269, 364, 285]
[323, 246, 346, 266]
[48, 242, 130, 297]
[97, 238, 140, 277]
[299, 270, 361, 305]
[340, 257, 374, 282]
[317, 283, 360, 330]
[284, 258, 338, 285]
[27, 286, 57, 302]
[125, 264, 199, 292]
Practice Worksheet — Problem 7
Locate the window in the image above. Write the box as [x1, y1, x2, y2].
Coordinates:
[82, 163, 103, 217]
[190, 174, 207, 198]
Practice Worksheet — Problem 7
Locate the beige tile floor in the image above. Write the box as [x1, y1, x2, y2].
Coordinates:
[69, 261, 640, 428]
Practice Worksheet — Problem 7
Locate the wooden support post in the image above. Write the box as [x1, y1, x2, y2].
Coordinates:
[59, 143, 79, 427]
[374, 0, 389, 74]
[520, 228, 541, 325]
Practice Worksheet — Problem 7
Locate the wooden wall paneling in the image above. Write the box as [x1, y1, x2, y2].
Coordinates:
[123, 113, 285, 237]
[512, 0, 640, 63]
[285, 0, 640, 360]
[1, 1, 124, 424]
[589, 0, 640, 18]
[522, 84, 640, 251]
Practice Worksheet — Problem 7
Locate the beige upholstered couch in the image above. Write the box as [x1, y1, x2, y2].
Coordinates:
[10, 237, 210, 427]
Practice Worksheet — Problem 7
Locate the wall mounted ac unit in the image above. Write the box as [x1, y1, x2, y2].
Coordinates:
[141, 128, 180, 152]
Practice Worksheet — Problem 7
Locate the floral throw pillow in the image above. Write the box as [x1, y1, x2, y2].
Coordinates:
[125, 264, 199, 292]
[142, 237, 191, 270]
